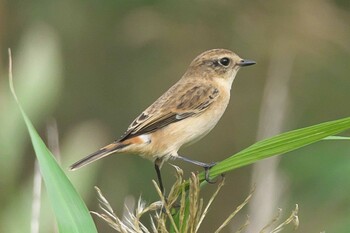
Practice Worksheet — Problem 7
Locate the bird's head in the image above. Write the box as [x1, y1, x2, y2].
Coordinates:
[185, 49, 256, 84]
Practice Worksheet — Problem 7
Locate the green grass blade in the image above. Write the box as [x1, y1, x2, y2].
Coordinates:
[9, 49, 97, 233]
[324, 136, 350, 140]
[201, 117, 350, 180]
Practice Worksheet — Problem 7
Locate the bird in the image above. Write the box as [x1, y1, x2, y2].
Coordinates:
[70, 49, 255, 193]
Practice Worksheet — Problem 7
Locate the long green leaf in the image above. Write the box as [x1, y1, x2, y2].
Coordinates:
[9, 49, 97, 233]
[202, 117, 350, 180]
[324, 136, 350, 140]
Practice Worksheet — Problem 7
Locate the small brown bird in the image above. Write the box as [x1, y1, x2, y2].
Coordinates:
[70, 49, 255, 192]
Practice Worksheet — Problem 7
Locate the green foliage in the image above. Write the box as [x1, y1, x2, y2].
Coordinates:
[10, 53, 350, 230]
[9, 49, 350, 230]
[200, 117, 350, 181]
[9, 50, 97, 233]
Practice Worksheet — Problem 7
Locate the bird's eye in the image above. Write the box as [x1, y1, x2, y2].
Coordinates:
[219, 57, 230, 67]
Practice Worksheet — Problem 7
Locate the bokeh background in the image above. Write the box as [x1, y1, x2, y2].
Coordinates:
[1, 0, 350, 232]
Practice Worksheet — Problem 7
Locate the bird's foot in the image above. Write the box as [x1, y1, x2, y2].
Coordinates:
[203, 162, 218, 184]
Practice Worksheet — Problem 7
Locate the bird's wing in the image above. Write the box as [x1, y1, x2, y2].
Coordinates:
[119, 82, 220, 141]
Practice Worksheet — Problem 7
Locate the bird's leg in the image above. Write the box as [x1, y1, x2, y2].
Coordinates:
[155, 158, 175, 213]
[154, 158, 165, 195]
[175, 155, 218, 184]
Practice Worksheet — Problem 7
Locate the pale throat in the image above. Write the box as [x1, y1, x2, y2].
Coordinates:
[216, 69, 239, 91]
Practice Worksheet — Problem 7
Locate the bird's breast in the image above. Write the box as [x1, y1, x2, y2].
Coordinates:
[149, 93, 230, 156]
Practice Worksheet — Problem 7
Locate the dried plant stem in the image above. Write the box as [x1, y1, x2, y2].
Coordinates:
[269, 205, 299, 233]
[92, 166, 298, 233]
[152, 180, 179, 233]
[260, 208, 282, 233]
[31, 160, 42, 233]
[235, 216, 250, 233]
[214, 187, 254, 233]
[248, 40, 295, 233]
[195, 176, 225, 232]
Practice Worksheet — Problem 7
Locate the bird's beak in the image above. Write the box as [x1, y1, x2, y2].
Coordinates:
[237, 59, 256, 67]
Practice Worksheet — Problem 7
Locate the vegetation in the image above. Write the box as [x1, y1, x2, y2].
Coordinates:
[9, 52, 349, 231]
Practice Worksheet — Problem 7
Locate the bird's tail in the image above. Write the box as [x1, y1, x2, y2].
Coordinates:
[69, 141, 128, 171]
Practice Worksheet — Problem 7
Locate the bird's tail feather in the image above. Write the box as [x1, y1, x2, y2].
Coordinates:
[69, 142, 128, 171]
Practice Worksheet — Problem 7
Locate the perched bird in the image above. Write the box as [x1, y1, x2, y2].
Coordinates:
[70, 49, 255, 193]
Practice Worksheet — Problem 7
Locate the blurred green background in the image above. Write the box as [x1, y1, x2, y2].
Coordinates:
[1, 0, 350, 232]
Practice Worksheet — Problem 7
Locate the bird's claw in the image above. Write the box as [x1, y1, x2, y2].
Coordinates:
[204, 162, 219, 184]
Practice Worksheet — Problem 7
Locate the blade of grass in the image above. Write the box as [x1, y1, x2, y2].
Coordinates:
[9, 49, 97, 233]
[200, 117, 350, 180]
[324, 136, 350, 140]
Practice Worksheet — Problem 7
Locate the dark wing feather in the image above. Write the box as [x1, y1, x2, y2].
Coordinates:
[119, 83, 219, 141]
